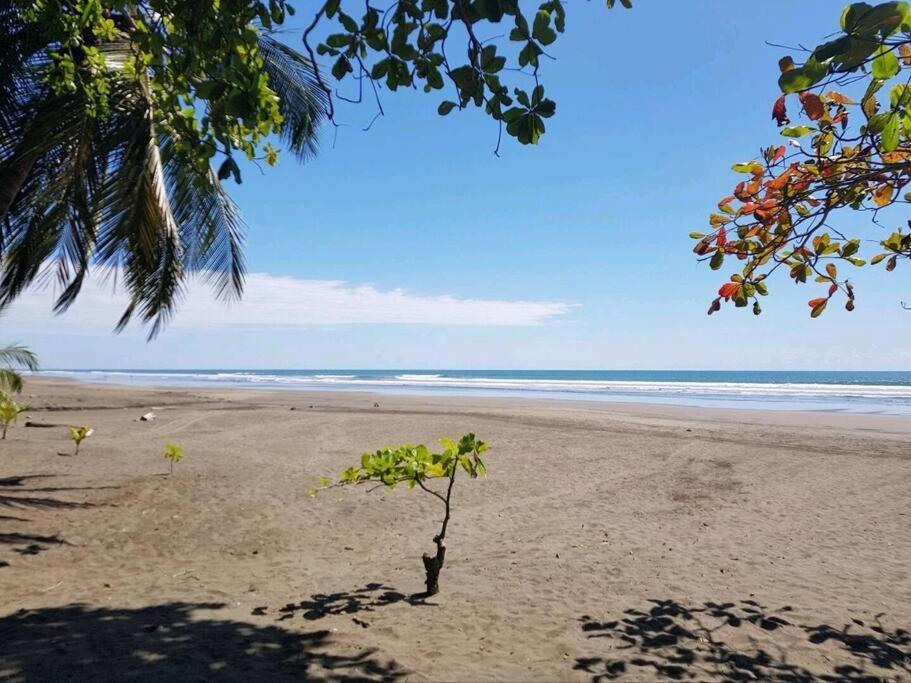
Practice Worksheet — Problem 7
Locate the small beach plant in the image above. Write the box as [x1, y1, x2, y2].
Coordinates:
[0, 399, 26, 440]
[310, 433, 488, 596]
[164, 443, 183, 475]
[69, 425, 91, 455]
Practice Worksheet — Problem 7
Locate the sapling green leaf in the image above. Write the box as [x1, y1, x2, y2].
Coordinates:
[311, 433, 489, 596]
[163, 443, 183, 475]
[0, 400, 27, 440]
[69, 425, 91, 455]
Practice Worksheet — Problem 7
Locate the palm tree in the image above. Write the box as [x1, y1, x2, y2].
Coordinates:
[0, 5, 327, 337]
[0, 343, 38, 399]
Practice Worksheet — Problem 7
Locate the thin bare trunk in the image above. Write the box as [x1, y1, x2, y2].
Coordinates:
[421, 468, 458, 596]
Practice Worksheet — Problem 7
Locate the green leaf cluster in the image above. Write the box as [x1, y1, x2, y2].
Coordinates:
[164, 443, 184, 464]
[313, 0, 628, 146]
[311, 433, 488, 495]
[0, 399, 27, 439]
[69, 425, 91, 446]
[21, 0, 300, 179]
[780, 2, 911, 94]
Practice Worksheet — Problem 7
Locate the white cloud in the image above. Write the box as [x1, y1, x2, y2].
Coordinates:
[0, 269, 573, 333]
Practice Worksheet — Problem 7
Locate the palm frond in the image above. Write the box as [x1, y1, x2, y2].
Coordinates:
[0, 89, 104, 309]
[258, 34, 328, 163]
[159, 134, 246, 302]
[0, 368, 24, 395]
[0, 344, 38, 371]
[95, 96, 183, 339]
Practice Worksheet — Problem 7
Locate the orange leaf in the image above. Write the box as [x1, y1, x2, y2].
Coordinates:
[825, 262, 837, 278]
[900, 43, 911, 66]
[808, 297, 827, 308]
[766, 168, 793, 191]
[826, 91, 854, 105]
[873, 184, 893, 207]
[740, 202, 758, 214]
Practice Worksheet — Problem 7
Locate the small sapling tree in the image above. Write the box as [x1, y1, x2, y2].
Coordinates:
[310, 433, 489, 596]
[164, 443, 183, 475]
[69, 425, 91, 455]
[0, 400, 26, 440]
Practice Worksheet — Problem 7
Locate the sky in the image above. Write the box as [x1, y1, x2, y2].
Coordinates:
[3, 0, 910, 370]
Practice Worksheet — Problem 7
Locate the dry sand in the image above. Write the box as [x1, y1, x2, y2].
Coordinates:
[0, 378, 909, 681]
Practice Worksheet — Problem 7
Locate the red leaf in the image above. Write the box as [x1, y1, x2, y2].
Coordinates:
[772, 95, 789, 126]
[799, 92, 824, 121]
[718, 283, 739, 300]
[771, 145, 786, 163]
[715, 227, 727, 247]
[828, 283, 838, 295]
[807, 297, 827, 308]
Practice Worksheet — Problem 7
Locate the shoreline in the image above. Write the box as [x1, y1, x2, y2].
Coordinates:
[14, 375, 911, 444]
[30, 370, 911, 417]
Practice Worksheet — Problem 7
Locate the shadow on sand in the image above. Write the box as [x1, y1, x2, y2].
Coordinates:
[275, 582, 436, 622]
[0, 602, 406, 681]
[0, 473, 105, 560]
[574, 598, 910, 682]
[0, 474, 99, 512]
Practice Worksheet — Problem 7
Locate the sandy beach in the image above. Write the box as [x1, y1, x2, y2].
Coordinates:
[1, 377, 909, 681]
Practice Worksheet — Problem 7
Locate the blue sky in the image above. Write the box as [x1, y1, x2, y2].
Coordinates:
[4, 0, 910, 369]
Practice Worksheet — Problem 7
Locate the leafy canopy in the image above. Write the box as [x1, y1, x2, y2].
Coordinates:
[22, 0, 302, 180]
[2, 3, 327, 336]
[696, 1, 911, 317]
[306, 0, 630, 150]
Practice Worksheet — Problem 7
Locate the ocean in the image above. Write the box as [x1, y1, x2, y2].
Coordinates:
[39, 369, 911, 415]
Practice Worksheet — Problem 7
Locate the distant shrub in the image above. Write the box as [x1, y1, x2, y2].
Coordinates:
[69, 425, 91, 455]
[164, 443, 183, 475]
[311, 433, 488, 596]
[0, 400, 26, 440]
